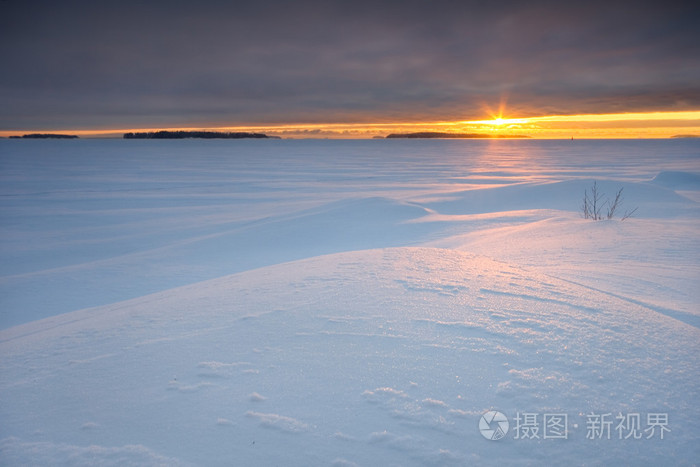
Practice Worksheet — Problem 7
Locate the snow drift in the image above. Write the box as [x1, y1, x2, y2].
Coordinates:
[1, 248, 698, 466]
[1, 139, 698, 465]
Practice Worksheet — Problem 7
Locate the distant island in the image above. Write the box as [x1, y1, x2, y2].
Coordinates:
[671, 134, 700, 138]
[9, 133, 79, 139]
[386, 132, 528, 139]
[124, 130, 275, 139]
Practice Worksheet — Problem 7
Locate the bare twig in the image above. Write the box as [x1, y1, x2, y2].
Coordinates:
[581, 188, 590, 219]
[590, 181, 603, 220]
[607, 188, 624, 219]
[581, 182, 638, 221]
[621, 207, 638, 221]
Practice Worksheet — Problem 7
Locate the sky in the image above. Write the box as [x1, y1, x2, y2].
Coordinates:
[1, 0, 699, 138]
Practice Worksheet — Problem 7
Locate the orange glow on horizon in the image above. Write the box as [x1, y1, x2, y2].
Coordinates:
[1, 111, 699, 139]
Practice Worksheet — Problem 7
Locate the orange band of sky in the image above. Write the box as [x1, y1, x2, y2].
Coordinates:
[2, 111, 699, 139]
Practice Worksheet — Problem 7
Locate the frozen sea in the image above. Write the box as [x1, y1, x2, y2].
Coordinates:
[0, 138, 699, 465]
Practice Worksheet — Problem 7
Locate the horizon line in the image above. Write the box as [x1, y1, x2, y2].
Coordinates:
[1, 110, 699, 139]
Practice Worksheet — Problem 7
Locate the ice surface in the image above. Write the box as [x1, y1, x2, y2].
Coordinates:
[0, 139, 699, 465]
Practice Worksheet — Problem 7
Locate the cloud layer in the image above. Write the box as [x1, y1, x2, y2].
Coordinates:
[1, 0, 699, 130]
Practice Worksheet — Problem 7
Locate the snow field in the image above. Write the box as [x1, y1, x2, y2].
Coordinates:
[1, 248, 698, 465]
[0, 139, 699, 465]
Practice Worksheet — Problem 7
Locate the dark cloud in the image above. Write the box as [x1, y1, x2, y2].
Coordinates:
[1, 0, 699, 130]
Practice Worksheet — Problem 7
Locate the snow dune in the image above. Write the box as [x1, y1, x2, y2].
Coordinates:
[1, 248, 698, 465]
[1, 139, 699, 465]
[425, 178, 697, 217]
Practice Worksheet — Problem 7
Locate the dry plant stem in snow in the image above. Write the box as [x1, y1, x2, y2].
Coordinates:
[581, 182, 637, 221]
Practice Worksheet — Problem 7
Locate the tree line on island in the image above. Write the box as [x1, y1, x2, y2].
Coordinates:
[9, 134, 79, 139]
